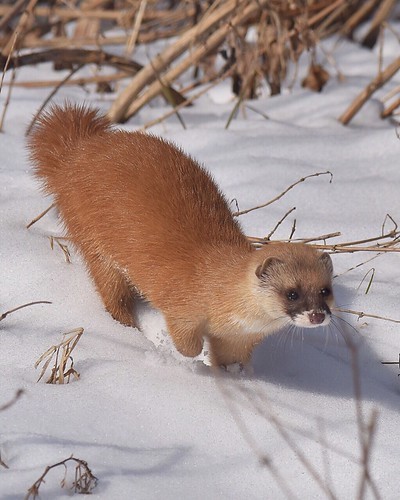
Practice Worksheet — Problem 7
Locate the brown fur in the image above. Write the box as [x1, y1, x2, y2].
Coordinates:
[28, 104, 334, 366]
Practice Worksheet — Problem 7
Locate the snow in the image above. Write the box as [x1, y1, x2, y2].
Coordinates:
[1, 30, 400, 500]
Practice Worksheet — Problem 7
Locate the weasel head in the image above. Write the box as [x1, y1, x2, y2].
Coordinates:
[252, 243, 334, 330]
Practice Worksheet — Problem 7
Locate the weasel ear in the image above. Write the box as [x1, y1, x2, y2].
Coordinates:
[319, 252, 333, 275]
[255, 257, 283, 279]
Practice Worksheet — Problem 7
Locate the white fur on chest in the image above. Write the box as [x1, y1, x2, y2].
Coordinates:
[228, 314, 287, 336]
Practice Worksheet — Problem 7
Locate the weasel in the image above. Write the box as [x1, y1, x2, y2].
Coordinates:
[28, 103, 334, 366]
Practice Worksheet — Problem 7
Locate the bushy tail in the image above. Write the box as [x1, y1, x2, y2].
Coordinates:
[28, 102, 112, 193]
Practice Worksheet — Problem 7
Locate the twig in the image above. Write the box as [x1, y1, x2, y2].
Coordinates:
[312, 244, 400, 253]
[265, 207, 296, 240]
[26, 203, 55, 229]
[247, 231, 341, 245]
[336, 308, 400, 324]
[0, 301, 51, 322]
[25, 455, 97, 499]
[233, 171, 333, 217]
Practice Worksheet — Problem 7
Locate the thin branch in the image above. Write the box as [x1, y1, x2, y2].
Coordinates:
[26, 203, 55, 229]
[25, 455, 97, 499]
[233, 171, 333, 217]
[336, 308, 400, 324]
[339, 56, 400, 125]
[0, 301, 52, 322]
[265, 207, 296, 240]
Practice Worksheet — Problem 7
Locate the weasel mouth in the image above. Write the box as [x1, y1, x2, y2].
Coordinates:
[292, 310, 331, 328]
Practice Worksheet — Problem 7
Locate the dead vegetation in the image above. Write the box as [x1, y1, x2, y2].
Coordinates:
[25, 455, 98, 499]
[35, 328, 85, 384]
[0, 301, 51, 322]
[0, 1, 399, 128]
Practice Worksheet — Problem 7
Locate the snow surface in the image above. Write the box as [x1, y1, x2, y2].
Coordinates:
[1, 29, 400, 500]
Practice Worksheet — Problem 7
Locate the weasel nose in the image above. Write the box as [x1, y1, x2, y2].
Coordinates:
[308, 312, 326, 325]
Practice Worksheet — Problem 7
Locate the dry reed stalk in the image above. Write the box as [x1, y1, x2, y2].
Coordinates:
[0, 65, 16, 132]
[340, 0, 379, 38]
[108, 0, 253, 122]
[381, 96, 400, 118]
[0, 301, 51, 322]
[0, 47, 187, 110]
[0, 0, 28, 33]
[0, 5, 126, 22]
[35, 328, 84, 384]
[125, 0, 148, 56]
[3, 28, 184, 50]
[339, 56, 400, 125]
[25, 455, 97, 499]
[361, 0, 397, 48]
[314, 0, 352, 39]
[140, 66, 236, 130]
[0, 47, 141, 74]
[1, 0, 38, 57]
[1, 1, 395, 123]
[5, 71, 130, 89]
[72, 0, 107, 40]
[120, 0, 272, 121]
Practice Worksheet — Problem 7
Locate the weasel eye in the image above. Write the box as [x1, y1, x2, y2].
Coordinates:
[320, 288, 331, 297]
[287, 290, 299, 301]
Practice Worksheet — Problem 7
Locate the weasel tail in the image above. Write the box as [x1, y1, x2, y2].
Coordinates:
[28, 103, 334, 367]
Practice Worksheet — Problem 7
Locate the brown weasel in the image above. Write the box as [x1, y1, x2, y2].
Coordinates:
[28, 103, 334, 366]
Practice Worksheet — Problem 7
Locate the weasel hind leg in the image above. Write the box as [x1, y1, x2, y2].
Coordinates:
[82, 248, 139, 328]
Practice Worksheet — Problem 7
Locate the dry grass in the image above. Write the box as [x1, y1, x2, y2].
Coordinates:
[0, 1, 398, 127]
[35, 328, 84, 384]
[25, 455, 98, 499]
